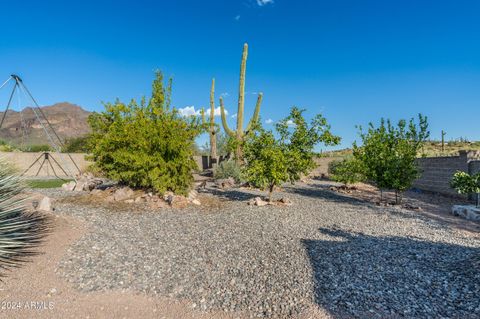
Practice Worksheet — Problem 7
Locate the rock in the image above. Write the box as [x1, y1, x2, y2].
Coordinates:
[163, 192, 175, 205]
[215, 177, 235, 189]
[113, 187, 134, 202]
[191, 199, 201, 206]
[452, 205, 480, 221]
[279, 197, 293, 206]
[62, 181, 76, 191]
[248, 197, 269, 207]
[37, 196, 53, 212]
[188, 190, 198, 201]
[125, 199, 134, 204]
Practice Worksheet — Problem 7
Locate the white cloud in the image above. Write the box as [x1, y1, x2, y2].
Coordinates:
[177, 106, 227, 117]
[231, 113, 237, 119]
[257, 0, 274, 6]
[221, 92, 230, 98]
[177, 106, 199, 117]
[265, 118, 273, 124]
[234, 15, 241, 21]
[286, 119, 296, 127]
[207, 107, 226, 117]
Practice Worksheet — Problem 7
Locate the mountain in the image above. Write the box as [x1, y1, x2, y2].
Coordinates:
[0, 102, 91, 146]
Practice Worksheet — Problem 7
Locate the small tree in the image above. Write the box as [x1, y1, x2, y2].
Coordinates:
[88, 71, 203, 195]
[451, 171, 480, 207]
[329, 157, 365, 187]
[243, 127, 288, 201]
[353, 114, 429, 204]
[243, 107, 340, 201]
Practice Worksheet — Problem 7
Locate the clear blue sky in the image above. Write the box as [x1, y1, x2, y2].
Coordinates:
[1, 0, 479, 149]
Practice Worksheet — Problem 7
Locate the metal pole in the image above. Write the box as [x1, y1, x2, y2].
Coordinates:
[0, 83, 17, 130]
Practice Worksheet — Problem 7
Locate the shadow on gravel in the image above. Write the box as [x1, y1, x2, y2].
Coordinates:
[303, 227, 480, 318]
[284, 183, 371, 207]
[202, 187, 259, 202]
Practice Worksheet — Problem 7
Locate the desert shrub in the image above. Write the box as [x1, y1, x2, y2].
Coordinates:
[214, 160, 243, 183]
[0, 140, 16, 152]
[451, 171, 480, 207]
[328, 157, 365, 186]
[353, 114, 429, 204]
[62, 136, 90, 153]
[22, 144, 53, 152]
[0, 159, 48, 271]
[243, 107, 340, 201]
[88, 71, 203, 195]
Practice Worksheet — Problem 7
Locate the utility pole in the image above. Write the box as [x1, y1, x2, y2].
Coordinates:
[441, 130, 446, 153]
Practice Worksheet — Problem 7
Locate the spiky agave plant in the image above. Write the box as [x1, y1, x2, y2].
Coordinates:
[0, 160, 48, 272]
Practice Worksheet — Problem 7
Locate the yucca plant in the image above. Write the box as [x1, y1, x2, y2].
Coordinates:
[0, 160, 48, 273]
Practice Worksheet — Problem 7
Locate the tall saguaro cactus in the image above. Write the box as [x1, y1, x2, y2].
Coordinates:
[201, 79, 218, 164]
[220, 43, 263, 162]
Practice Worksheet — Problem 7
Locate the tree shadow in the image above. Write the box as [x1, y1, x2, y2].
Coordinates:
[201, 187, 259, 202]
[302, 227, 480, 318]
[284, 183, 373, 208]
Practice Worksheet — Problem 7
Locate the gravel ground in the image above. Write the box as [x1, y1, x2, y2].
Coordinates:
[42, 181, 480, 318]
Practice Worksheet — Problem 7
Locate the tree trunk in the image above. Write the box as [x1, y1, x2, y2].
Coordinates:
[268, 184, 274, 202]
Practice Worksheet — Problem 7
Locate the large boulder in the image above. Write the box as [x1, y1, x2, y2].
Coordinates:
[112, 187, 135, 202]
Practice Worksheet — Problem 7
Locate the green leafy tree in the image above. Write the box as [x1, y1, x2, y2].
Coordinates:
[244, 107, 340, 201]
[329, 157, 366, 186]
[88, 71, 203, 195]
[276, 107, 341, 182]
[353, 114, 429, 204]
[451, 171, 480, 207]
[243, 127, 288, 201]
[62, 136, 90, 153]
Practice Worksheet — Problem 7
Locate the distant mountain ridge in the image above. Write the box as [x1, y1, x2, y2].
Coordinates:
[0, 102, 91, 146]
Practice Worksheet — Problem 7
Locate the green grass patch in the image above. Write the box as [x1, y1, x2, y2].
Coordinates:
[26, 179, 72, 189]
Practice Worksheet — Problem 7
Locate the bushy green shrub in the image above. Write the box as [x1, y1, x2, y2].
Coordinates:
[214, 160, 243, 183]
[88, 71, 204, 195]
[243, 107, 340, 201]
[62, 136, 90, 153]
[22, 144, 52, 152]
[0, 160, 47, 271]
[353, 114, 429, 204]
[451, 171, 480, 207]
[328, 157, 365, 186]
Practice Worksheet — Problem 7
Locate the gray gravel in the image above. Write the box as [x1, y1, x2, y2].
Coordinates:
[44, 181, 480, 318]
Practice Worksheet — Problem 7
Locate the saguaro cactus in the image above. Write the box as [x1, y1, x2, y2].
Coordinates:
[201, 79, 218, 164]
[220, 43, 263, 162]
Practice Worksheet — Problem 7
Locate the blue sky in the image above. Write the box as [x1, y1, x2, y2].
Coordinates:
[1, 0, 479, 150]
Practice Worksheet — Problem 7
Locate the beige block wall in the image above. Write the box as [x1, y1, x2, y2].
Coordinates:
[0, 152, 91, 177]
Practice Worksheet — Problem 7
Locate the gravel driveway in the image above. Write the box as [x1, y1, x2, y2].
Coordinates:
[45, 181, 480, 318]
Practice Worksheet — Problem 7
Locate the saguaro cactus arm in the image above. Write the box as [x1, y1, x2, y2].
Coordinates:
[236, 43, 248, 136]
[246, 93, 263, 133]
[210, 78, 216, 131]
[220, 97, 235, 137]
